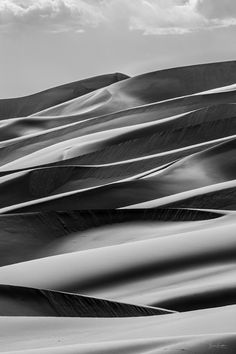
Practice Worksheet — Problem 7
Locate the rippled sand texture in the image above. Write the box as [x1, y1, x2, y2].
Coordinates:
[0, 62, 236, 353]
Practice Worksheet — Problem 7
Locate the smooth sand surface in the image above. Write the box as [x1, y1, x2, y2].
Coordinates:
[0, 306, 236, 353]
[0, 61, 235, 353]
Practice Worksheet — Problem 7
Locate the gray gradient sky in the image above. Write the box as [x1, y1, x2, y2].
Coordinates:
[0, 0, 236, 98]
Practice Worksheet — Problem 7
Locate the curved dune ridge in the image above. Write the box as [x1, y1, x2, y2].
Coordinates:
[0, 61, 236, 353]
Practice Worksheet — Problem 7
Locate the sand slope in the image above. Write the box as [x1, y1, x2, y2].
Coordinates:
[0, 61, 235, 353]
[0, 73, 128, 119]
[0, 284, 172, 317]
[0, 306, 236, 353]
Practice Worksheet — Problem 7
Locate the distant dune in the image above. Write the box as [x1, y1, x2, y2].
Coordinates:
[0, 61, 236, 353]
[0, 73, 128, 119]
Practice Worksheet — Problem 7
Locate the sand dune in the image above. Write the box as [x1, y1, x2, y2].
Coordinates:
[0, 61, 235, 353]
[0, 208, 222, 266]
[0, 285, 172, 317]
[30, 61, 236, 118]
[0, 306, 236, 353]
[0, 213, 235, 311]
[0, 73, 128, 119]
[0, 138, 234, 212]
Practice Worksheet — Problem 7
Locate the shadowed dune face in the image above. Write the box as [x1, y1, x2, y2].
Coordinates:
[0, 61, 236, 353]
[0, 284, 173, 317]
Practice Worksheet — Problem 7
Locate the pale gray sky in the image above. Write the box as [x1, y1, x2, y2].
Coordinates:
[0, 0, 236, 98]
